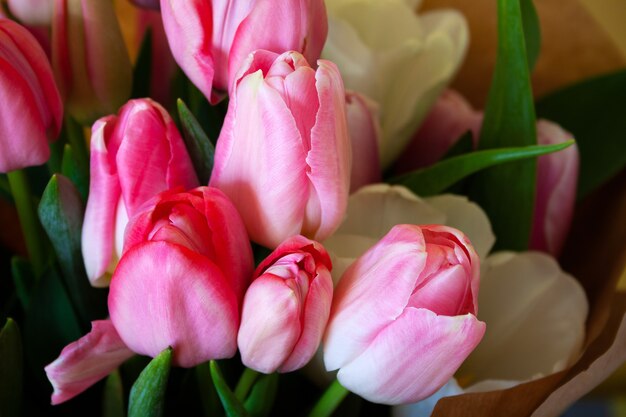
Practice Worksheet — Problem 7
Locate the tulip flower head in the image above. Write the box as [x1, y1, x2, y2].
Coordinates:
[210, 50, 351, 248]
[324, 224, 485, 405]
[82, 98, 198, 287]
[238, 236, 333, 373]
[0, 18, 62, 172]
[160, 0, 327, 102]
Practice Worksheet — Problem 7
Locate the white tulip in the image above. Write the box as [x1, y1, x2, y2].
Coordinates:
[323, 0, 469, 168]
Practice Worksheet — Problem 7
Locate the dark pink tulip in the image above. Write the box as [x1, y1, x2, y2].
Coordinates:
[210, 50, 351, 248]
[52, 0, 132, 124]
[238, 236, 333, 373]
[0, 19, 62, 172]
[346, 91, 381, 192]
[394, 89, 481, 173]
[160, 0, 327, 102]
[530, 120, 578, 256]
[81, 98, 198, 287]
[110, 187, 254, 367]
[324, 224, 485, 404]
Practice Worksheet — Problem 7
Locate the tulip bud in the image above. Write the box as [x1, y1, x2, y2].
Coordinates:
[394, 89, 481, 173]
[324, 224, 485, 405]
[160, 0, 327, 102]
[323, 0, 469, 168]
[109, 187, 254, 367]
[0, 19, 62, 172]
[8, 0, 54, 26]
[345, 91, 381, 192]
[530, 120, 579, 256]
[82, 98, 198, 287]
[51, 0, 132, 124]
[238, 236, 333, 373]
[210, 50, 351, 248]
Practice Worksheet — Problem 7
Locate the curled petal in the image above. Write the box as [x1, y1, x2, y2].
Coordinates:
[45, 320, 134, 405]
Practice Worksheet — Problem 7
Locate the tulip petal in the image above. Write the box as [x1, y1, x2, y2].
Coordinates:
[324, 225, 427, 370]
[305, 60, 351, 241]
[82, 117, 121, 286]
[458, 252, 588, 384]
[45, 320, 134, 405]
[238, 275, 302, 374]
[337, 309, 485, 405]
[160, 0, 215, 100]
[109, 241, 239, 367]
[346, 91, 381, 191]
[281, 267, 333, 372]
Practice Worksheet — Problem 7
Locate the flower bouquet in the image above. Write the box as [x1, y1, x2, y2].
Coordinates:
[0, 0, 624, 416]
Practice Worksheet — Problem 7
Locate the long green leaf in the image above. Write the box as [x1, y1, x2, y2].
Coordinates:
[468, 0, 538, 251]
[520, 0, 541, 71]
[177, 99, 215, 184]
[11, 257, 34, 311]
[62, 144, 89, 201]
[128, 347, 172, 417]
[103, 369, 125, 417]
[210, 361, 249, 417]
[244, 373, 278, 417]
[390, 141, 573, 197]
[0, 319, 22, 417]
[536, 69, 626, 198]
[38, 175, 108, 327]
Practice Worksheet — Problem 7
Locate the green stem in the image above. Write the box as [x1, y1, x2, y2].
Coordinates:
[308, 379, 349, 417]
[64, 117, 89, 174]
[7, 170, 46, 276]
[234, 367, 260, 401]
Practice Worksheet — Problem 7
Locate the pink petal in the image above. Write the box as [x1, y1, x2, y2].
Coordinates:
[324, 225, 427, 370]
[210, 70, 309, 248]
[44, 320, 134, 405]
[82, 117, 121, 286]
[280, 265, 333, 372]
[305, 60, 351, 241]
[337, 309, 485, 405]
[160, 0, 215, 101]
[238, 275, 302, 373]
[109, 241, 239, 367]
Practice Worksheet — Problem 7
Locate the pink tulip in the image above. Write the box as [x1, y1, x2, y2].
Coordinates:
[238, 235, 333, 373]
[530, 120, 578, 256]
[160, 0, 327, 102]
[8, 0, 54, 25]
[0, 19, 62, 173]
[324, 224, 485, 405]
[45, 320, 134, 405]
[345, 91, 381, 192]
[210, 50, 351, 248]
[110, 186, 254, 367]
[52, 0, 132, 124]
[394, 89, 481, 173]
[81, 98, 198, 287]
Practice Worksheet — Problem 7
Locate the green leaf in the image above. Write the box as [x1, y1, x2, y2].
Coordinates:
[62, 144, 89, 201]
[177, 99, 215, 184]
[11, 257, 35, 311]
[0, 318, 23, 417]
[38, 174, 108, 326]
[244, 373, 278, 417]
[536, 69, 626, 198]
[441, 131, 474, 160]
[128, 347, 172, 417]
[103, 369, 125, 417]
[467, 0, 538, 251]
[132, 28, 153, 99]
[520, 0, 541, 71]
[196, 362, 222, 417]
[210, 361, 249, 417]
[64, 116, 90, 180]
[390, 141, 573, 197]
[0, 174, 12, 202]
